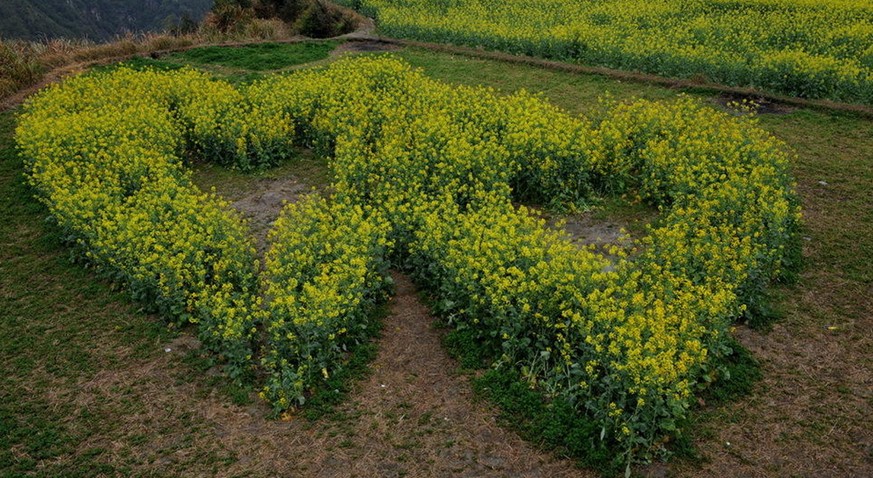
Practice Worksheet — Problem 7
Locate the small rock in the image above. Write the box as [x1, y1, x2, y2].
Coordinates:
[480, 455, 506, 470]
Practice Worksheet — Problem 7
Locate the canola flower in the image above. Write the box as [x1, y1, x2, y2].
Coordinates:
[14, 67, 289, 379]
[260, 195, 392, 409]
[338, 0, 873, 104]
[16, 56, 800, 466]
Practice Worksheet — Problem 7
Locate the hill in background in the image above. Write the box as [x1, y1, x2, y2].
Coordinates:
[0, 0, 214, 41]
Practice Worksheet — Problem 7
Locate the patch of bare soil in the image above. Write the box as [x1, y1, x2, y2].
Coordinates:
[338, 17, 378, 41]
[50, 273, 591, 477]
[540, 208, 652, 271]
[229, 177, 309, 253]
[333, 39, 401, 55]
[682, 284, 871, 477]
[309, 271, 591, 477]
[551, 214, 630, 249]
[711, 93, 797, 115]
[672, 305, 873, 477]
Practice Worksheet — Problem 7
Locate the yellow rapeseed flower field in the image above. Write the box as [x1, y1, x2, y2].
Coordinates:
[340, 0, 873, 103]
[16, 55, 800, 466]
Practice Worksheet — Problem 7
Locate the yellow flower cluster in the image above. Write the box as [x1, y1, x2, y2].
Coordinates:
[248, 56, 798, 459]
[16, 56, 799, 462]
[260, 195, 392, 409]
[341, 0, 873, 103]
[15, 68, 266, 379]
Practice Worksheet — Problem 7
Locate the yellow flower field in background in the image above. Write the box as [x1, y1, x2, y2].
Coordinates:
[339, 0, 873, 104]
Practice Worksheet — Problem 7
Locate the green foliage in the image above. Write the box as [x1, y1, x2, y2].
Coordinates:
[259, 195, 393, 410]
[701, 337, 762, 405]
[15, 68, 290, 381]
[247, 56, 800, 466]
[473, 368, 619, 474]
[92, 56, 185, 73]
[442, 328, 492, 370]
[302, 305, 386, 420]
[15, 55, 800, 469]
[4, 39, 873, 476]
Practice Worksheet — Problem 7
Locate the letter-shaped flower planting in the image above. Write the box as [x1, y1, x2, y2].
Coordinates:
[16, 56, 800, 464]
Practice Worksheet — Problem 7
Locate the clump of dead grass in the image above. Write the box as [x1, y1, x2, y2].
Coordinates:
[1, 32, 199, 99]
[0, 1, 360, 102]
[0, 40, 43, 98]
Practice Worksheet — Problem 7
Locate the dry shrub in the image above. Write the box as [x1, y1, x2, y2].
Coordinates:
[0, 0, 359, 101]
[203, 3, 257, 34]
[210, 0, 360, 39]
[243, 18, 294, 40]
[296, 0, 357, 38]
[71, 37, 140, 63]
[144, 33, 195, 53]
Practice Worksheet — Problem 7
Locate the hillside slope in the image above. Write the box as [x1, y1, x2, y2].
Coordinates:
[0, 0, 213, 41]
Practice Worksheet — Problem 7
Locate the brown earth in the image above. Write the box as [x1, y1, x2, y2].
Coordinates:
[551, 213, 632, 250]
[333, 39, 400, 55]
[51, 270, 592, 477]
[230, 177, 309, 253]
[711, 93, 797, 116]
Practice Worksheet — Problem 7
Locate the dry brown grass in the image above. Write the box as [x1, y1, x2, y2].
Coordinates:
[0, 14, 322, 103]
[0, 0, 377, 103]
[0, 40, 43, 98]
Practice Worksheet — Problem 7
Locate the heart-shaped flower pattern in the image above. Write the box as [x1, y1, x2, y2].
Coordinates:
[16, 55, 799, 462]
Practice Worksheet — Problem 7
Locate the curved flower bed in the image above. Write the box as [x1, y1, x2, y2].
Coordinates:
[16, 56, 799, 465]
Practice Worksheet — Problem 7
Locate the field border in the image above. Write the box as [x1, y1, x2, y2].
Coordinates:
[372, 36, 873, 119]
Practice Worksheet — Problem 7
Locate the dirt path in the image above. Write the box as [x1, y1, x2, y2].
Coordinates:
[670, 276, 873, 477]
[229, 177, 309, 253]
[309, 271, 590, 477]
[58, 271, 591, 477]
